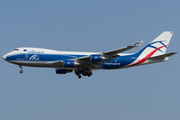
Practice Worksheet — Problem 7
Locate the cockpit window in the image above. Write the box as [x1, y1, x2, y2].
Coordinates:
[14, 49, 19, 51]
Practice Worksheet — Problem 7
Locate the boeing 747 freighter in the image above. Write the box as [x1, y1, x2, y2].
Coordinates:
[3, 31, 177, 78]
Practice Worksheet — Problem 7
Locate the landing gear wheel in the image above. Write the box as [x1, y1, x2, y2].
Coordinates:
[20, 70, 23, 74]
[78, 75, 82, 79]
[87, 72, 92, 77]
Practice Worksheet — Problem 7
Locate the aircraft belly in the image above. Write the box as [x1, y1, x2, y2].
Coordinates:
[8, 60, 79, 69]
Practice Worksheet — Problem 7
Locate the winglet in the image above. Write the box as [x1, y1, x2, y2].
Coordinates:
[134, 41, 144, 47]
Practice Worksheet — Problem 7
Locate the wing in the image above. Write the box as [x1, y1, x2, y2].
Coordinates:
[104, 41, 144, 55]
[77, 41, 143, 69]
[48, 41, 143, 70]
[79, 41, 143, 61]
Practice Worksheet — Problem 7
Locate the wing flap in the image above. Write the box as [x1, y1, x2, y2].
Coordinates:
[82, 62, 102, 70]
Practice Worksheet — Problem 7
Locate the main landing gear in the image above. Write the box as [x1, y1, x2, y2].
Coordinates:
[19, 65, 23, 74]
[75, 69, 93, 79]
[78, 74, 82, 79]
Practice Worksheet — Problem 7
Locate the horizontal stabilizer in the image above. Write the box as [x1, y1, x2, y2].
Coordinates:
[147, 52, 177, 60]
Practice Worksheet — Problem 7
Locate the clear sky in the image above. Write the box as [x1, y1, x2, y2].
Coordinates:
[0, 0, 180, 120]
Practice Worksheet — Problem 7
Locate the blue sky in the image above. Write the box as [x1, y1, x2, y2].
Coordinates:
[0, 0, 180, 120]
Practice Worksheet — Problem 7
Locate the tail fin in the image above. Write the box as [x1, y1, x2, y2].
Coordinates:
[137, 31, 173, 58]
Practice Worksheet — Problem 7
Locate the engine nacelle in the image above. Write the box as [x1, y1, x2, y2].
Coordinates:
[56, 69, 73, 74]
[63, 60, 80, 67]
[90, 55, 104, 62]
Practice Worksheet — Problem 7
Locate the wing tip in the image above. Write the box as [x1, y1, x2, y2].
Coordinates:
[134, 41, 144, 46]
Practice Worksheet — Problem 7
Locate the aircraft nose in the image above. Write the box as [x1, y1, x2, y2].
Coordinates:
[3, 55, 6, 60]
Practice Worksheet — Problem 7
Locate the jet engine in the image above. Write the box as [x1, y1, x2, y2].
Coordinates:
[63, 60, 80, 67]
[90, 55, 106, 62]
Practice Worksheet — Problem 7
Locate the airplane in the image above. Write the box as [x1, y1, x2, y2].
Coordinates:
[2, 31, 177, 78]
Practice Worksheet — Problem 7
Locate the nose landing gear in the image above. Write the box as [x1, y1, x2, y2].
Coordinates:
[19, 65, 23, 74]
